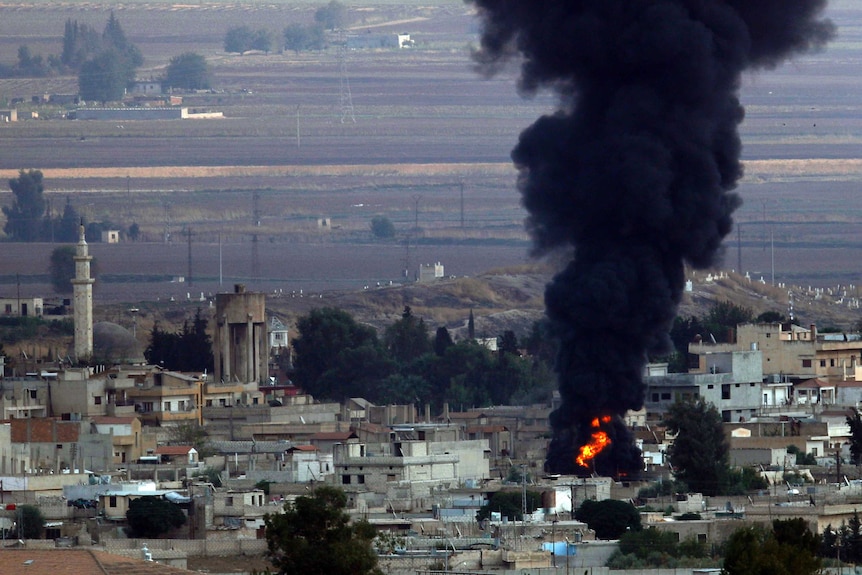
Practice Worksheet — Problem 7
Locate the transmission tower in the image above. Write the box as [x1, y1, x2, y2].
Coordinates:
[336, 30, 356, 123]
[251, 191, 260, 284]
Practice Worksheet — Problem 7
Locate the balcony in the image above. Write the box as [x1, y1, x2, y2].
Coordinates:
[107, 400, 136, 417]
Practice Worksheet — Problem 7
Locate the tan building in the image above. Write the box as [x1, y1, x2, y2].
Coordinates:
[91, 416, 154, 465]
[126, 370, 204, 426]
[690, 322, 862, 384]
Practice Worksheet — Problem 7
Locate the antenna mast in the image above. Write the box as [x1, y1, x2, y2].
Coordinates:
[337, 29, 356, 123]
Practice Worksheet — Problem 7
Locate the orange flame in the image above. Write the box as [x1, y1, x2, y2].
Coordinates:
[575, 415, 612, 467]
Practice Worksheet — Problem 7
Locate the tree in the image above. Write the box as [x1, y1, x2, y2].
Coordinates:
[384, 307, 430, 364]
[251, 29, 275, 53]
[224, 25, 254, 53]
[433, 326, 453, 357]
[575, 499, 641, 540]
[78, 14, 142, 103]
[167, 421, 213, 458]
[126, 496, 187, 538]
[847, 408, 862, 464]
[264, 486, 383, 575]
[476, 490, 542, 522]
[499, 330, 519, 356]
[314, 0, 348, 30]
[3, 169, 46, 242]
[703, 301, 753, 343]
[128, 222, 140, 241]
[283, 23, 310, 54]
[664, 399, 731, 496]
[18, 505, 45, 539]
[292, 307, 386, 399]
[79, 49, 130, 103]
[144, 309, 213, 372]
[370, 215, 395, 239]
[164, 52, 210, 90]
[62, 19, 101, 69]
[723, 520, 820, 575]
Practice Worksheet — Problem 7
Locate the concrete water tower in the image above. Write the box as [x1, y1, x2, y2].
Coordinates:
[213, 284, 267, 385]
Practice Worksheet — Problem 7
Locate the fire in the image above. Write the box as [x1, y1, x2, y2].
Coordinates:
[575, 415, 612, 467]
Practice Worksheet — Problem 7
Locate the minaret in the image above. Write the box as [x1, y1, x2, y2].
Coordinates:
[72, 220, 94, 361]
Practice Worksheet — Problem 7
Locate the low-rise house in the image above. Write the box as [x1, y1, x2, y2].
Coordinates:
[281, 445, 333, 482]
[155, 445, 199, 465]
[91, 416, 155, 465]
[212, 488, 267, 531]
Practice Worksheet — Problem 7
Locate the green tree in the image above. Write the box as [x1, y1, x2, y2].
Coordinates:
[433, 326, 452, 357]
[498, 329, 519, 356]
[575, 499, 641, 540]
[283, 23, 310, 54]
[384, 307, 430, 364]
[847, 408, 862, 465]
[703, 301, 754, 343]
[167, 421, 213, 458]
[224, 25, 254, 53]
[128, 222, 140, 241]
[164, 52, 211, 90]
[144, 309, 213, 372]
[3, 169, 46, 242]
[126, 496, 187, 538]
[264, 486, 382, 575]
[723, 520, 820, 575]
[664, 399, 731, 496]
[18, 504, 45, 539]
[292, 307, 391, 400]
[78, 49, 130, 103]
[314, 0, 347, 30]
[370, 215, 395, 239]
[251, 29, 275, 53]
[476, 490, 542, 522]
[16, 45, 49, 77]
[62, 19, 101, 69]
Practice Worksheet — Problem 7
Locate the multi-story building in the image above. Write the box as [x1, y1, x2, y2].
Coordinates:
[126, 370, 204, 426]
[645, 350, 768, 422]
[691, 322, 862, 383]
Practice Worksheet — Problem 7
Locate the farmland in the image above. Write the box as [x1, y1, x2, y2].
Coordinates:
[0, 0, 861, 310]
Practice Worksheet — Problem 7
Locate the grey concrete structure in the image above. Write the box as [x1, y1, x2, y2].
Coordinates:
[213, 285, 267, 385]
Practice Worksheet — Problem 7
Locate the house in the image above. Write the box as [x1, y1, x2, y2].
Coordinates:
[155, 445, 198, 465]
[91, 416, 155, 465]
[280, 444, 333, 482]
[690, 322, 862, 383]
[9, 417, 112, 473]
[269, 316, 288, 352]
[0, 109, 18, 122]
[212, 489, 267, 531]
[418, 262, 444, 282]
[0, 296, 43, 317]
[0, 548, 199, 575]
[644, 351, 765, 422]
[129, 80, 163, 95]
[794, 378, 836, 405]
[100, 230, 120, 243]
[126, 370, 204, 426]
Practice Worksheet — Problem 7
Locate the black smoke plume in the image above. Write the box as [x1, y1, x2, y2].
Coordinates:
[471, 1, 833, 476]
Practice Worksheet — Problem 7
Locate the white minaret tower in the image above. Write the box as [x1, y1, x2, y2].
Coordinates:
[72, 220, 94, 361]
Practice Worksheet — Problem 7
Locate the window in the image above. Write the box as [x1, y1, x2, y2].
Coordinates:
[342, 475, 351, 485]
[94, 396, 102, 405]
[163, 401, 171, 412]
[661, 392, 671, 400]
[820, 360, 826, 367]
[178, 400, 186, 411]
[4, 304, 11, 313]
[707, 384, 714, 389]
[802, 359, 812, 368]
[387, 474, 397, 482]
[651, 393, 659, 402]
[29, 389, 37, 399]
[109, 496, 117, 508]
[358, 475, 365, 484]
[721, 384, 731, 400]
[831, 359, 836, 367]
[225, 497, 234, 507]
[220, 398, 227, 406]
[206, 399, 213, 407]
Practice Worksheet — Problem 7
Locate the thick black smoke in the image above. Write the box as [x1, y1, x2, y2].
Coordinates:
[471, 1, 833, 476]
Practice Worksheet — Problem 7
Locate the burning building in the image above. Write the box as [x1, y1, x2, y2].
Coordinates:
[471, 1, 834, 476]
